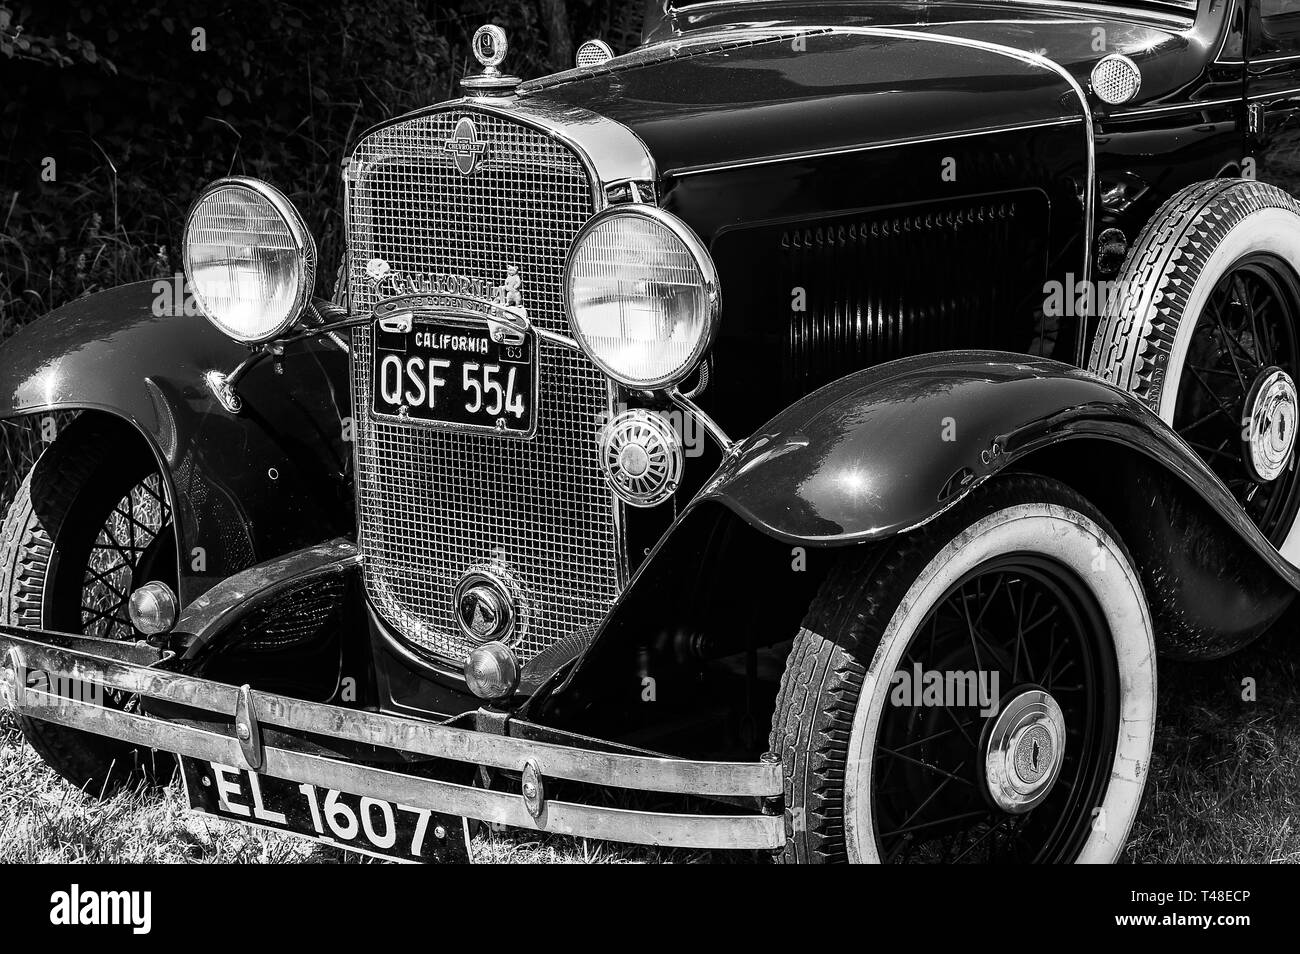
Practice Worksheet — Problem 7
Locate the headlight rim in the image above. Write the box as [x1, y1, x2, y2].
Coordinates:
[181, 175, 317, 345]
[563, 204, 720, 390]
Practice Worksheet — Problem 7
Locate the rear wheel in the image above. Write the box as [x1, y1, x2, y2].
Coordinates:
[0, 416, 177, 796]
[769, 475, 1155, 863]
[1090, 179, 1300, 557]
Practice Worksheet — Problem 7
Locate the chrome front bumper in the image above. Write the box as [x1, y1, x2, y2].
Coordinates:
[0, 625, 784, 851]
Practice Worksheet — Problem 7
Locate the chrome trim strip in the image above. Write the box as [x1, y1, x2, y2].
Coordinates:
[0, 625, 781, 799]
[1235, 54, 1300, 65]
[1111, 90, 1300, 122]
[1107, 95, 1241, 118]
[5, 694, 782, 850]
[978, 0, 1195, 25]
[664, 0, 1196, 30]
[667, 116, 1084, 178]
[1249, 87, 1300, 101]
[608, 378, 631, 586]
[523, 27, 834, 93]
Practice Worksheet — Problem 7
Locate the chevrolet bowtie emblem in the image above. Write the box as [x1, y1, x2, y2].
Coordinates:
[444, 117, 488, 176]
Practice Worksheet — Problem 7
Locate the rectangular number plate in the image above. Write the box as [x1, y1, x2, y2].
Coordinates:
[370, 314, 537, 437]
[180, 758, 471, 864]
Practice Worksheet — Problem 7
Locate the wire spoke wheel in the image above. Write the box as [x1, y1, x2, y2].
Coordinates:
[1173, 255, 1300, 544]
[1091, 180, 1300, 570]
[872, 558, 1115, 863]
[79, 473, 170, 640]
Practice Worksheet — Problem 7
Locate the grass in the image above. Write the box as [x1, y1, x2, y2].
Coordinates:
[2, 622, 1297, 864]
[0, 713, 705, 864]
[1123, 619, 1300, 863]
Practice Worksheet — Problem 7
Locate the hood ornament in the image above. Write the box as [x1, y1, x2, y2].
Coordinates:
[462, 24, 521, 96]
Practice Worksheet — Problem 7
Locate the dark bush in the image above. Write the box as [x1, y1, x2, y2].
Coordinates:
[0, 0, 643, 504]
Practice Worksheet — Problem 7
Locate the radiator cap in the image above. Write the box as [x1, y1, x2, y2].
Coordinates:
[462, 24, 521, 96]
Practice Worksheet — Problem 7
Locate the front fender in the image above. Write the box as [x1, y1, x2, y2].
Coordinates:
[0, 281, 354, 604]
[698, 350, 1300, 586]
[533, 350, 1300, 722]
[530, 350, 1300, 727]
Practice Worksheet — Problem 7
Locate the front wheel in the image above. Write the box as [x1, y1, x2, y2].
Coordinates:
[0, 416, 177, 796]
[769, 475, 1155, 863]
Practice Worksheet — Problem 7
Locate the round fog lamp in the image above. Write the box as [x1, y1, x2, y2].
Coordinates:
[128, 582, 179, 636]
[464, 641, 520, 700]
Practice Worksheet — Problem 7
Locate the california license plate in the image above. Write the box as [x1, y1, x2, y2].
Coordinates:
[370, 314, 537, 437]
[180, 758, 471, 863]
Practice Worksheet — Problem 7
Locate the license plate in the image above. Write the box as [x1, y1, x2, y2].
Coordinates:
[180, 758, 471, 863]
[370, 314, 537, 437]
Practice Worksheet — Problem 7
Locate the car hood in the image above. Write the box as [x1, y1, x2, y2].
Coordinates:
[522, 2, 1206, 178]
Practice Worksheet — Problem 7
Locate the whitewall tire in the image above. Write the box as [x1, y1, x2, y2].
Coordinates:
[1090, 179, 1300, 560]
[769, 475, 1155, 863]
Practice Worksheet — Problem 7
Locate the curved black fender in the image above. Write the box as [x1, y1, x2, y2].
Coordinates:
[704, 351, 1300, 652]
[0, 281, 354, 605]
[533, 350, 1299, 723]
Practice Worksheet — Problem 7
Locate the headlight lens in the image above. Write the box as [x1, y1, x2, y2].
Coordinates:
[564, 206, 719, 388]
[182, 178, 316, 344]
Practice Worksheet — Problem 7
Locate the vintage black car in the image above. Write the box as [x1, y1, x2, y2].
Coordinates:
[2, 0, 1298, 863]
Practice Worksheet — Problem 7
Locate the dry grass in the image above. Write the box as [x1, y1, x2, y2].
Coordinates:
[2, 621, 1297, 863]
[0, 715, 705, 864]
[1122, 621, 1300, 864]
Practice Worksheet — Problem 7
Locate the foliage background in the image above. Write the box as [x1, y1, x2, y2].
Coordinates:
[0, 0, 646, 501]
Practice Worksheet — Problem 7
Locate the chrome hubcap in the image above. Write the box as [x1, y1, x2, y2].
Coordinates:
[1243, 367, 1298, 483]
[983, 690, 1067, 814]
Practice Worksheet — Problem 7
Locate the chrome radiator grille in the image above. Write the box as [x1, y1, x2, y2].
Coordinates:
[347, 108, 623, 664]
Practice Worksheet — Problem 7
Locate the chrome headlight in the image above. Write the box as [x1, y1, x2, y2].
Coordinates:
[182, 177, 316, 344]
[563, 206, 719, 389]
